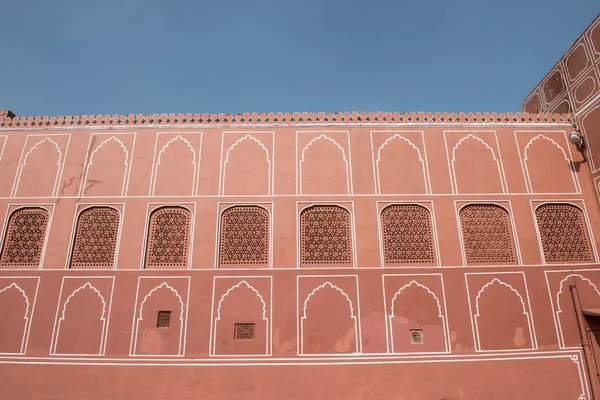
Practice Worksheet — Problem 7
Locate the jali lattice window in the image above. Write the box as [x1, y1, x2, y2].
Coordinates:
[70, 207, 120, 268]
[219, 206, 269, 266]
[144, 207, 192, 268]
[459, 204, 517, 265]
[157, 311, 171, 328]
[234, 323, 255, 340]
[0, 207, 50, 267]
[535, 204, 593, 263]
[300, 205, 352, 266]
[381, 205, 435, 265]
[410, 329, 424, 344]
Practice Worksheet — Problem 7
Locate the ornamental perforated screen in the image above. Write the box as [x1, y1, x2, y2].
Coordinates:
[0, 208, 49, 267]
[144, 207, 191, 268]
[70, 207, 120, 268]
[234, 323, 255, 340]
[459, 204, 517, 265]
[381, 205, 435, 265]
[535, 204, 593, 263]
[300, 205, 352, 265]
[219, 206, 269, 265]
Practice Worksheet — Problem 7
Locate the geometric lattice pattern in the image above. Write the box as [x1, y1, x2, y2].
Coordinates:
[0, 207, 50, 267]
[219, 206, 269, 265]
[381, 205, 435, 265]
[300, 205, 352, 265]
[410, 329, 424, 344]
[70, 207, 120, 268]
[459, 204, 517, 265]
[535, 204, 593, 263]
[234, 323, 255, 340]
[157, 311, 171, 328]
[144, 207, 192, 268]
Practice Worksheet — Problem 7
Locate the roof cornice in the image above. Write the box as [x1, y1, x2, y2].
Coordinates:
[0, 111, 575, 129]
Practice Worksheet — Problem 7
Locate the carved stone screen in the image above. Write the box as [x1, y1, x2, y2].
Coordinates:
[70, 207, 120, 268]
[459, 204, 517, 265]
[144, 207, 192, 268]
[381, 205, 435, 265]
[535, 204, 593, 263]
[0, 207, 50, 267]
[300, 205, 352, 266]
[219, 206, 269, 266]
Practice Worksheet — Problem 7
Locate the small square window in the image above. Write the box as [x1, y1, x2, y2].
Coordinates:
[157, 311, 171, 328]
[234, 323, 255, 340]
[410, 329, 423, 344]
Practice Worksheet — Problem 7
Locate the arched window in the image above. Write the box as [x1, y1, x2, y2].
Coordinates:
[0, 207, 50, 267]
[144, 207, 192, 269]
[459, 204, 517, 265]
[219, 206, 269, 267]
[535, 204, 593, 263]
[300, 205, 352, 267]
[381, 205, 435, 266]
[70, 207, 120, 268]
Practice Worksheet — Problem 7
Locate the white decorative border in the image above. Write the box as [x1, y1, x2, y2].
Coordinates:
[0, 276, 40, 355]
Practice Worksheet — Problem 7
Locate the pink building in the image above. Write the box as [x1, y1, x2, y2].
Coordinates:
[0, 13, 598, 400]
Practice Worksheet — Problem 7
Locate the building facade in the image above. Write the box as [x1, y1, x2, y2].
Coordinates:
[0, 109, 598, 399]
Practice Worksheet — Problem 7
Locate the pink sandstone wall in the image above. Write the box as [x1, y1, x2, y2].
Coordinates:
[0, 112, 598, 398]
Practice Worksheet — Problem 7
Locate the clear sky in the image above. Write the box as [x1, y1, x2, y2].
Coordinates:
[1, 0, 599, 117]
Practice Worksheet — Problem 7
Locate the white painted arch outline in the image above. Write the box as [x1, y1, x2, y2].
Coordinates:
[221, 134, 271, 196]
[523, 134, 579, 194]
[211, 281, 269, 356]
[473, 278, 535, 352]
[52, 282, 108, 356]
[12, 137, 63, 198]
[555, 274, 600, 349]
[375, 134, 429, 195]
[299, 134, 351, 195]
[81, 136, 129, 197]
[388, 280, 447, 354]
[151, 135, 198, 196]
[132, 282, 185, 356]
[0, 283, 30, 354]
[300, 281, 359, 355]
[450, 134, 506, 194]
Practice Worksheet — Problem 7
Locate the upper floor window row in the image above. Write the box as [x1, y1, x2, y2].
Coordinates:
[4, 131, 582, 198]
[0, 203, 594, 269]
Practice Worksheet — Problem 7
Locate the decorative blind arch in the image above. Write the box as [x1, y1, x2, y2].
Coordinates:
[300, 205, 352, 266]
[459, 204, 517, 265]
[0, 207, 50, 267]
[219, 206, 270, 266]
[535, 204, 593, 263]
[70, 207, 120, 268]
[381, 205, 435, 265]
[144, 207, 192, 268]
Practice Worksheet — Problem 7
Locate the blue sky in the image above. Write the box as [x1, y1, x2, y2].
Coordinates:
[1, 1, 598, 116]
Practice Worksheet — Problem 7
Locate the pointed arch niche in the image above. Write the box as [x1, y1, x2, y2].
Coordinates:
[298, 276, 361, 355]
[130, 277, 190, 356]
[220, 132, 273, 195]
[517, 131, 579, 194]
[383, 274, 449, 354]
[554, 274, 600, 348]
[50, 277, 113, 356]
[446, 132, 506, 194]
[210, 277, 272, 356]
[12, 134, 70, 198]
[372, 131, 430, 194]
[150, 133, 202, 196]
[81, 133, 134, 197]
[298, 131, 352, 195]
[0, 277, 39, 354]
[465, 272, 536, 352]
